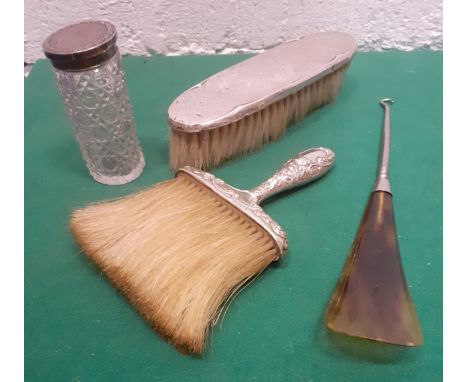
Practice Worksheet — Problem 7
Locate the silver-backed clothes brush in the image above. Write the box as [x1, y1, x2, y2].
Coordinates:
[168, 32, 356, 170]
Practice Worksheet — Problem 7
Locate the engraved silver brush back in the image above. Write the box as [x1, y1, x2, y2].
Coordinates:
[168, 32, 357, 132]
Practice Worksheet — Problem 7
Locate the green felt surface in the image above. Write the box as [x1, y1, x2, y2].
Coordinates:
[25, 52, 442, 381]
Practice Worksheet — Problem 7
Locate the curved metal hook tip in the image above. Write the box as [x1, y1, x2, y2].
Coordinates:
[380, 98, 394, 107]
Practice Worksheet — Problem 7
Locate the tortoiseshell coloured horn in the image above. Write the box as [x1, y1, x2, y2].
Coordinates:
[325, 191, 423, 346]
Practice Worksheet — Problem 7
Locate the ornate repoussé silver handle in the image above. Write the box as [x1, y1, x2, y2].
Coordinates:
[248, 147, 336, 204]
[178, 147, 335, 257]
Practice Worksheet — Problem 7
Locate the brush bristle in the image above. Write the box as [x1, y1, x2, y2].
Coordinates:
[70, 173, 278, 354]
[170, 64, 348, 170]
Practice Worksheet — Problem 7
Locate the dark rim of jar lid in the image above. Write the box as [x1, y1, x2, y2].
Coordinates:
[42, 20, 118, 71]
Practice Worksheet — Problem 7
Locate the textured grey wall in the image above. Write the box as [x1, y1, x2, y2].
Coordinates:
[25, 0, 443, 63]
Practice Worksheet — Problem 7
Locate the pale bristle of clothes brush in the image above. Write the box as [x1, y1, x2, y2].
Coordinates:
[168, 31, 356, 170]
[70, 147, 335, 354]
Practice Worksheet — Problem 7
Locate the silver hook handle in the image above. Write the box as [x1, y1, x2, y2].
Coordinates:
[374, 98, 394, 193]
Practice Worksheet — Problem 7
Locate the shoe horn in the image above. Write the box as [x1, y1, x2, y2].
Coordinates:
[325, 98, 423, 346]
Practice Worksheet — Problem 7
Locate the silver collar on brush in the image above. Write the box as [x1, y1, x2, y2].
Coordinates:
[176, 147, 335, 259]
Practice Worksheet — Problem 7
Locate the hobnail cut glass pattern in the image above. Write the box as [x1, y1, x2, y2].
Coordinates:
[54, 52, 145, 185]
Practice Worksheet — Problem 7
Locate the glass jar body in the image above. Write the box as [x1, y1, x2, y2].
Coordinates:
[53, 50, 145, 185]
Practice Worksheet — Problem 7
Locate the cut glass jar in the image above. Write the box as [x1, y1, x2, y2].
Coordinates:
[43, 20, 145, 185]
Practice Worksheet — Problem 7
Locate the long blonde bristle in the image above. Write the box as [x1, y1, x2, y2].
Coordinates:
[70, 173, 278, 354]
[170, 64, 348, 170]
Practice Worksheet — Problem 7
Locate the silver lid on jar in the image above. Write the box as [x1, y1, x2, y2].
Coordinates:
[42, 20, 117, 71]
